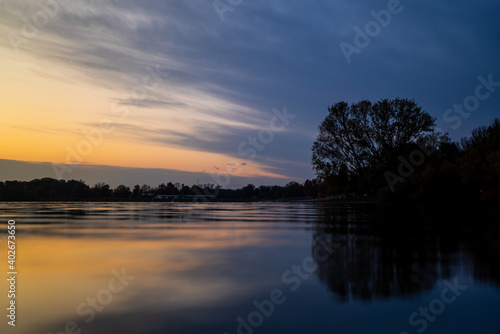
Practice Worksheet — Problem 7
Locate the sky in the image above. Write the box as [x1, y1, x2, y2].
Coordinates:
[0, 0, 499, 188]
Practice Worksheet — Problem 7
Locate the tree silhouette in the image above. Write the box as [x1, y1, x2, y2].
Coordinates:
[460, 118, 500, 199]
[312, 98, 437, 180]
[91, 182, 112, 198]
[113, 185, 131, 198]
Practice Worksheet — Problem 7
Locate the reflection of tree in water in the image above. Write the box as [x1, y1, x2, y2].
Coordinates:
[463, 224, 500, 288]
[313, 203, 500, 302]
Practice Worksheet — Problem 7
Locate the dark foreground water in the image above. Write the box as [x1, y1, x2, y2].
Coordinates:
[0, 201, 499, 334]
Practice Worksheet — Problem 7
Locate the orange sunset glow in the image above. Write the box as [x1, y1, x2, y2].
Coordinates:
[0, 4, 311, 188]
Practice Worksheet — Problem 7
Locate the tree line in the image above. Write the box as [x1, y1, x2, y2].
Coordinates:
[0, 178, 325, 201]
[1, 98, 498, 202]
[312, 98, 500, 201]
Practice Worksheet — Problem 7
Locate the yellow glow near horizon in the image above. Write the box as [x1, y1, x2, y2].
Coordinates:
[8, 228, 272, 334]
[0, 48, 288, 181]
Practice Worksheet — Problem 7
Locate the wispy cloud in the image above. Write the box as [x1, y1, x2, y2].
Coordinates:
[1, 0, 499, 185]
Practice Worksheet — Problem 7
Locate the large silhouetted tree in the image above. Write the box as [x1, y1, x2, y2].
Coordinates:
[312, 98, 437, 183]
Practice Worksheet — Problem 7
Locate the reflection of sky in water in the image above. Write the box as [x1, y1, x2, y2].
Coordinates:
[0, 202, 499, 334]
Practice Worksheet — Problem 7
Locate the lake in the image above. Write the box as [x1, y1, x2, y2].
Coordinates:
[1, 201, 499, 334]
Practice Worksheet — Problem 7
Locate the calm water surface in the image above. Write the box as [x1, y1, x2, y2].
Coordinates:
[0, 202, 499, 334]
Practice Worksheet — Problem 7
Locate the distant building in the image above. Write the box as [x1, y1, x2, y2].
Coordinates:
[155, 194, 216, 201]
[155, 194, 179, 200]
[184, 194, 216, 201]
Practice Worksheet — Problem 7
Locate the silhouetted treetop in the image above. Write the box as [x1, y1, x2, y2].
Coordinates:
[459, 118, 500, 199]
[312, 98, 437, 180]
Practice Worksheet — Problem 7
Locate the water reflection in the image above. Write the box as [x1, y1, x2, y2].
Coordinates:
[0, 202, 498, 334]
[313, 203, 500, 302]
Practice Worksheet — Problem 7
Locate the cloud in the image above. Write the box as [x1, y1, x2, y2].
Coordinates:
[1, 0, 499, 183]
[0, 158, 292, 189]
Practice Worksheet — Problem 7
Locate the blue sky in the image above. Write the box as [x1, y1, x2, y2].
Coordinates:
[1, 0, 499, 188]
